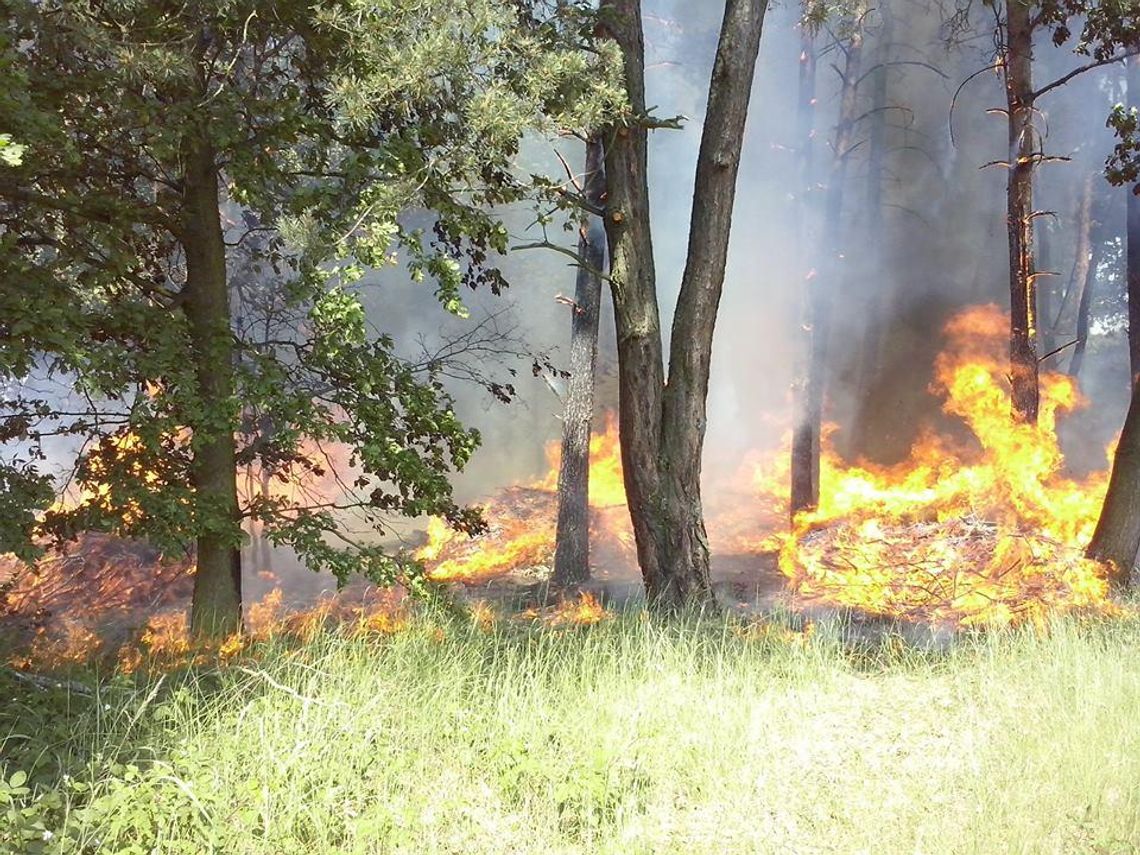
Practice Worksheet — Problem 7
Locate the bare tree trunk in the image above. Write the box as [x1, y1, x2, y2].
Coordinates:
[791, 6, 865, 515]
[790, 24, 819, 516]
[1086, 385, 1140, 587]
[600, 0, 767, 611]
[552, 137, 607, 587]
[182, 130, 243, 638]
[847, 1, 892, 457]
[1005, 0, 1039, 423]
[1060, 176, 1095, 376]
[1129, 56, 1140, 384]
[1068, 214, 1101, 379]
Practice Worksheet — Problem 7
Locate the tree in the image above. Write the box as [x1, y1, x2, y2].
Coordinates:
[551, 136, 607, 588]
[0, 0, 621, 635]
[791, 1, 867, 515]
[598, 0, 767, 610]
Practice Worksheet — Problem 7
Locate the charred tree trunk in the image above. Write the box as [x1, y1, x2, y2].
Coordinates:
[552, 137, 607, 588]
[1086, 385, 1140, 587]
[791, 7, 865, 515]
[182, 130, 243, 638]
[600, 0, 767, 611]
[1005, 0, 1039, 423]
[790, 24, 819, 516]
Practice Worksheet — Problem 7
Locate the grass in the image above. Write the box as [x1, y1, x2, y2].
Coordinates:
[2, 608, 1140, 854]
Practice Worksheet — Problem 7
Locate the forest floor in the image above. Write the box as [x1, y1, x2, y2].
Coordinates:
[2, 606, 1140, 854]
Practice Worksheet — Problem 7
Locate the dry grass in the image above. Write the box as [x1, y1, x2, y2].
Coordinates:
[3, 608, 1139, 853]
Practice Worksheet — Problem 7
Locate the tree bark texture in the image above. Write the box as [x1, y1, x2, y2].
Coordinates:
[791, 5, 864, 515]
[552, 137, 607, 587]
[182, 130, 243, 638]
[600, 0, 767, 611]
[1005, 0, 1039, 423]
[1086, 385, 1140, 587]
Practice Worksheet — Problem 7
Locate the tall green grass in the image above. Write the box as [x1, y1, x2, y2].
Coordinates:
[3, 611, 1139, 853]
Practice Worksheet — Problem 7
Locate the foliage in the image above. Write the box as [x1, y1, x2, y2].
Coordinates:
[0, 1, 624, 584]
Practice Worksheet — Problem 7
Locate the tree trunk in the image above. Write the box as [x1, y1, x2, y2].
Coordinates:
[789, 24, 819, 516]
[182, 131, 243, 638]
[1005, 0, 1039, 423]
[552, 137, 607, 588]
[1129, 56, 1140, 384]
[1060, 176, 1095, 376]
[600, 0, 767, 611]
[847, 1, 892, 457]
[1086, 385, 1140, 587]
[791, 5, 865, 515]
[1067, 212, 1101, 379]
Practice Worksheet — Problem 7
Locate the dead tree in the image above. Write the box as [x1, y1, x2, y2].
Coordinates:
[599, 0, 768, 610]
[552, 137, 607, 587]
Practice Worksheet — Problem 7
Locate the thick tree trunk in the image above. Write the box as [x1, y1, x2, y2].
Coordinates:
[600, 0, 766, 611]
[552, 137, 607, 587]
[658, 0, 767, 608]
[182, 131, 243, 638]
[1005, 0, 1039, 423]
[1086, 386, 1140, 587]
[598, 0, 669, 598]
[791, 6, 864, 515]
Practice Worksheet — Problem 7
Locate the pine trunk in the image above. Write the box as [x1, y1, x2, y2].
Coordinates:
[552, 137, 607, 587]
[791, 5, 864, 514]
[789, 25, 818, 516]
[1005, 0, 1039, 424]
[182, 131, 243, 638]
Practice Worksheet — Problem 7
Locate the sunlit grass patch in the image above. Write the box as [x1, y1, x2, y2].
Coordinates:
[3, 610, 1140, 853]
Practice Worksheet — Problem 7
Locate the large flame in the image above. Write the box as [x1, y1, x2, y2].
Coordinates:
[776, 304, 1113, 626]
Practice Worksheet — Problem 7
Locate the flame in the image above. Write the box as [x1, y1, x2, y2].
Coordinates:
[419, 414, 628, 581]
[775, 304, 1113, 626]
[521, 591, 610, 627]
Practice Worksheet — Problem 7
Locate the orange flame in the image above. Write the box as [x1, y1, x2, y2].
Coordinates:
[775, 304, 1113, 626]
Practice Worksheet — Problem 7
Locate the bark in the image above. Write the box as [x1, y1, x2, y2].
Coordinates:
[600, 0, 767, 611]
[789, 25, 819, 516]
[182, 130, 243, 638]
[1086, 384, 1140, 587]
[791, 6, 865, 515]
[1005, 0, 1039, 423]
[1129, 55, 1140, 384]
[552, 137, 607, 587]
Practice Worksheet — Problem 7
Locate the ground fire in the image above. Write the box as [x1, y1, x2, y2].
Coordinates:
[416, 304, 1116, 627]
[0, 306, 1123, 669]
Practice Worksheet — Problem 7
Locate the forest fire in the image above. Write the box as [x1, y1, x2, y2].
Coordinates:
[776, 305, 1114, 625]
[416, 305, 1117, 627]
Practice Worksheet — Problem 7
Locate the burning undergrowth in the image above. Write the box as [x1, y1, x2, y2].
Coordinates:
[417, 304, 1120, 629]
[0, 305, 1127, 670]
